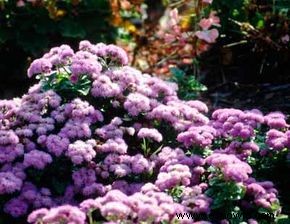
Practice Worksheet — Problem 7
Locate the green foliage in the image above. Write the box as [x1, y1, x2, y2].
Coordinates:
[0, 1, 115, 55]
[211, 0, 290, 42]
[166, 185, 184, 202]
[41, 72, 92, 100]
[276, 214, 290, 224]
[170, 67, 207, 100]
[205, 176, 246, 209]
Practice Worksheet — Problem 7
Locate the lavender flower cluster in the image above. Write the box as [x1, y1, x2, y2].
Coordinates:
[0, 41, 289, 224]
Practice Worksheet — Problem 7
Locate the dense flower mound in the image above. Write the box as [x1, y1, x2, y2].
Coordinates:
[0, 41, 289, 224]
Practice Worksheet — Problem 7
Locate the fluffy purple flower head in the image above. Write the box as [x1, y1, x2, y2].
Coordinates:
[66, 140, 96, 164]
[28, 205, 86, 224]
[27, 58, 52, 78]
[4, 198, 28, 217]
[264, 112, 288, 129]
[124, 93, 151, 116]
[137, 128, 163, 142]
[0, 171, 23, 194]
[23, 150, 52, 170]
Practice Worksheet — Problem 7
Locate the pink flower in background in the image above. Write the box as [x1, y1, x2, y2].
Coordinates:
[168, 8, 179, 27]
[281, 34, 290, 44]
[164, 33, 177, 43]
[16, 0, 25, 7]
[199, 12, 220, 30]
[202, 0, 213, 4]
[196, 29, 219, 43]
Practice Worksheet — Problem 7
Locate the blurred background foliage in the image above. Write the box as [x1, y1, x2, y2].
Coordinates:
[0, 0, 290, 112]
[109, 0, 290, 111]
[0, 0, 115, 97]
[207, 0, 290, 83]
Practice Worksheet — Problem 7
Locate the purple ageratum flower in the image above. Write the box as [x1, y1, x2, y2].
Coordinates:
[152, 147, 185, 165]
[66, 140, 96, 165]
[72, 167, 96, 189]
[79, 40, 93, 51]
[97, 189, 129, 205]
[137, 128, 163, 142]
[97, 138, 128, 154]
[91, 75, 121, 98]
[27, 58, 52, 78]
[0, 144, 24, 164]
[58, 45, 74, 61]
[43, 44, 74, 66]
[147, 104, 180, 124]
[216, 141, 260, 160]
[46, 134, 70, 156]
[36, 205, 86, 224]
[248, 219, 258, 224]
[266, 129, 288, 150]
[111, 180, 142, 195]
[131, 154, 153, 174]
[79, 199, 100, 213]
[0, 99, 20, 129]
[71, 51, 102, 80]
[0, 130, 19, 145]
[182, 194, 212, 214]
[95, 117, 124, 140]
[124, 93, 151, 116]
[186, 100, 208, 113]
[23, 150, 52, 170]
[177, 125, 216, 148]
[100, 201, 132, 220]
[223, 164, 252, 182]
[103, 44, 129, 65]
[242, 142, 259, 152]
[4, 198, 28, 217]
[107, 66, 140, 90]
[36, 188, 53, 207]
[247, 183, 266, 197]
[264, 112, 288, 129]
[245, 179, 279, 210]
[136, 204, 163, 222]
[286, 130, 290, 148]
[211, 108, 262, 139]
[230, 122, 254, 139]
[206, 152, 241, 167]
[82, 183, 108, 196]
[206, 153, 252, 182]
[91, 42, 107, 57]
[1, 162, 26, 180]
[0, 171, 23, 194]
[42, 45, 74, 66]
[167, 100, 209, 124]
[110, 163, 131, 177]
[27, 208, 49, 223]
[64, 98, 104, 122]
[155, 164, 191, 190]
[140, 76, 178, 98]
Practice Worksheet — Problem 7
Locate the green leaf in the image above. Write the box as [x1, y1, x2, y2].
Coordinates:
[276, 215, 290, 224]
[77, 87, 91, 96]
[170, 67, 185, 81]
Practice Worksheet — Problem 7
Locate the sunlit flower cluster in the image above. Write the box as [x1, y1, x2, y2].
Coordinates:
[0, 41, 288, 223]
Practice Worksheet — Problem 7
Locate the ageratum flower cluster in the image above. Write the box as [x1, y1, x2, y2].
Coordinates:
[0, 41, 289, 224]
